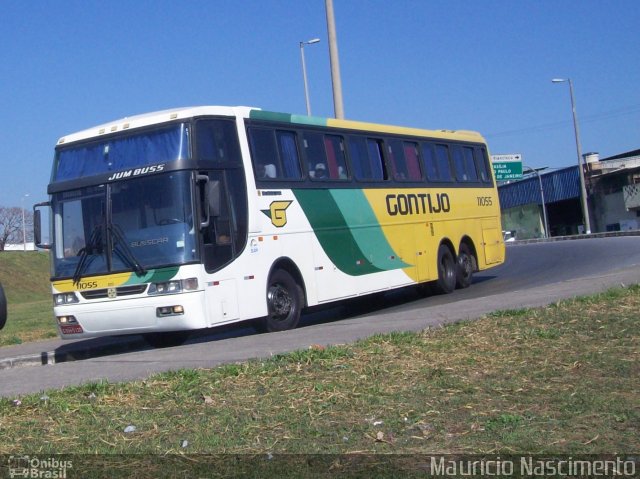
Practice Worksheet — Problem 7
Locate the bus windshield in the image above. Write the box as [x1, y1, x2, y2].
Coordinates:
[51, 171, 198, 280]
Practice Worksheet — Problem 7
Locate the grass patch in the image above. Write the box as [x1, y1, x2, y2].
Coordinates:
[0, 286, 638, 457]
[0, 251, 55, 346]
[0, 251, 51, 302]
[1, 300, 57, 346]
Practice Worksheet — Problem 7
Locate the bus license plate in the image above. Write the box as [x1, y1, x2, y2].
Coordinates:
[61, 324, 84, 335]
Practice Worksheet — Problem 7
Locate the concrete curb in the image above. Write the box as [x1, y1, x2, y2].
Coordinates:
[0, 336, 147, 371]
[508, 229, 640, 245]
[0, 352, 53, 369]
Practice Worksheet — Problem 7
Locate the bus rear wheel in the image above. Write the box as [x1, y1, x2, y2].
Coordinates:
[261, 269, 303, 332]
[435, 245, 456, 294]
[456, 243, 474, 289]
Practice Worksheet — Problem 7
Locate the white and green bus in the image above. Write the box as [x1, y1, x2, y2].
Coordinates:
[35, 106, 505, 347]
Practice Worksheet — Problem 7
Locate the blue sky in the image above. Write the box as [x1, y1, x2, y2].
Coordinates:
[1, 0, 638, 207]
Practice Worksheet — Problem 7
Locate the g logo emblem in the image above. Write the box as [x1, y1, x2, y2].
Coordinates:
[261, 201, 293, 228]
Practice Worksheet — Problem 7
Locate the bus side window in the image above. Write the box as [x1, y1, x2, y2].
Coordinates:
[421, 142, 439, 181]
[197, 120, 242, 164]
[452, 145, 468, 181]
[386, 139, 421, 181]
[403, 141, 422, 180]
[475, 147, 492, 183]
[302, 132, 327, 180]
[276, 130, 302, 179]
[349, 136, 386, 181]
[324, 135, 349, 179]
[386, 140, 403, 180]
[463, 146, 478, 182]
[366, 138, 387, 180]
[435, 144, 453, 182]
[348, 136, 369, 180]
[248, 127, 278, 180]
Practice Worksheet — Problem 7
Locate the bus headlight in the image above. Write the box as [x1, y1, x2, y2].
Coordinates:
[54, 292, 79, 305]
[149, 280, 181, 295]
[148, 278, 198, 295]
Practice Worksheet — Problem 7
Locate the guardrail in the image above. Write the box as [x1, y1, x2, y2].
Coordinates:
[508, 229, 640, 245]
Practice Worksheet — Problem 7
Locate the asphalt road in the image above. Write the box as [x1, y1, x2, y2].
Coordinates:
[1, 236, 639, 397]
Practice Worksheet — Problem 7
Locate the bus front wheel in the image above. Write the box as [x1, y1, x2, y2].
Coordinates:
[435, 245, 456, 294]
[261, 269, 303, 332]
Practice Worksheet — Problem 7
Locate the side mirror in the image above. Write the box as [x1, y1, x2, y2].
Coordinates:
[207, 180, 221, 218]
[33, 202, 52, 250]
[197, 176, 221, 229]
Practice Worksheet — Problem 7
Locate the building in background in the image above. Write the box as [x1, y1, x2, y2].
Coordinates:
[498, 148, 640, 239]
[498, 166, 583, 239]
[587, 149, 640, 233]
[3, 242, 35, 251]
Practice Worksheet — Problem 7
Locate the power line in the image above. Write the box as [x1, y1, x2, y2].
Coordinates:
[486, 104, 640, 139]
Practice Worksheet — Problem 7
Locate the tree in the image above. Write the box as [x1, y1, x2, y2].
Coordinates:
[0, 206, 33, 251]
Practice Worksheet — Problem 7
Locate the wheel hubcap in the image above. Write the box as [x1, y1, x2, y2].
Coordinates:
[268, 284, 292, 319]
[459, 255, 472, 277]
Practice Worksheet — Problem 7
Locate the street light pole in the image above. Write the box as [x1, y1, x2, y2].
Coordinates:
[552, 78, 592, 234]
[524, 166, 549, 238]
[22, 193, 30, 252]
[299, 38, 320, 116]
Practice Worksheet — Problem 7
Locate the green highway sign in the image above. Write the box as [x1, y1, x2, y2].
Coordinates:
[491, 154, 523, 181]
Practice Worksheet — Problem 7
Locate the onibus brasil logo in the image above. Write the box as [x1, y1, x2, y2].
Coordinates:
[261, 201, 292, 228]
[7, 455, 72, 478]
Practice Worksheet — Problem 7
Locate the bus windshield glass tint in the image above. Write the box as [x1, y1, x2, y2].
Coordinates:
[51, 171, 197, 279]
[54, 124, 190, 182]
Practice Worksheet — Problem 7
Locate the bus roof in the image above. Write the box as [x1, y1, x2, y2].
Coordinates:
[56, 106, 256, 146]
[249, 109, 486, 143]
[56, 105, 486, 146]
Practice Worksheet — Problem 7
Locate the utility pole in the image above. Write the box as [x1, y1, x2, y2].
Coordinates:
[325, 0, 345, 119]
[552, 78, 591, 234]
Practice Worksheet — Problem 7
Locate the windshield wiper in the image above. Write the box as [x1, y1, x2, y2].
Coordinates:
[72, 225, 104, 286]
[109, 224, 147, 277]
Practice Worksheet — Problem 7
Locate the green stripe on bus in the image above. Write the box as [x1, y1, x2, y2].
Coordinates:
[249, 110, 292, 123]
[294, 190, 381, 275]
[123, 266, 180, 285]
[329, 189, 410, 271]
[289, 115, 327, 127]
[249, 110, 328, 127]
[294, 190, 406, 276]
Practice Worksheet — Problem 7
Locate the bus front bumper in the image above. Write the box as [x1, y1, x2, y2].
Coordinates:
[54, 291, 208, 339]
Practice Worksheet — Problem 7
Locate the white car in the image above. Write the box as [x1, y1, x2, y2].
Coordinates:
[503, 230, 517, 242]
